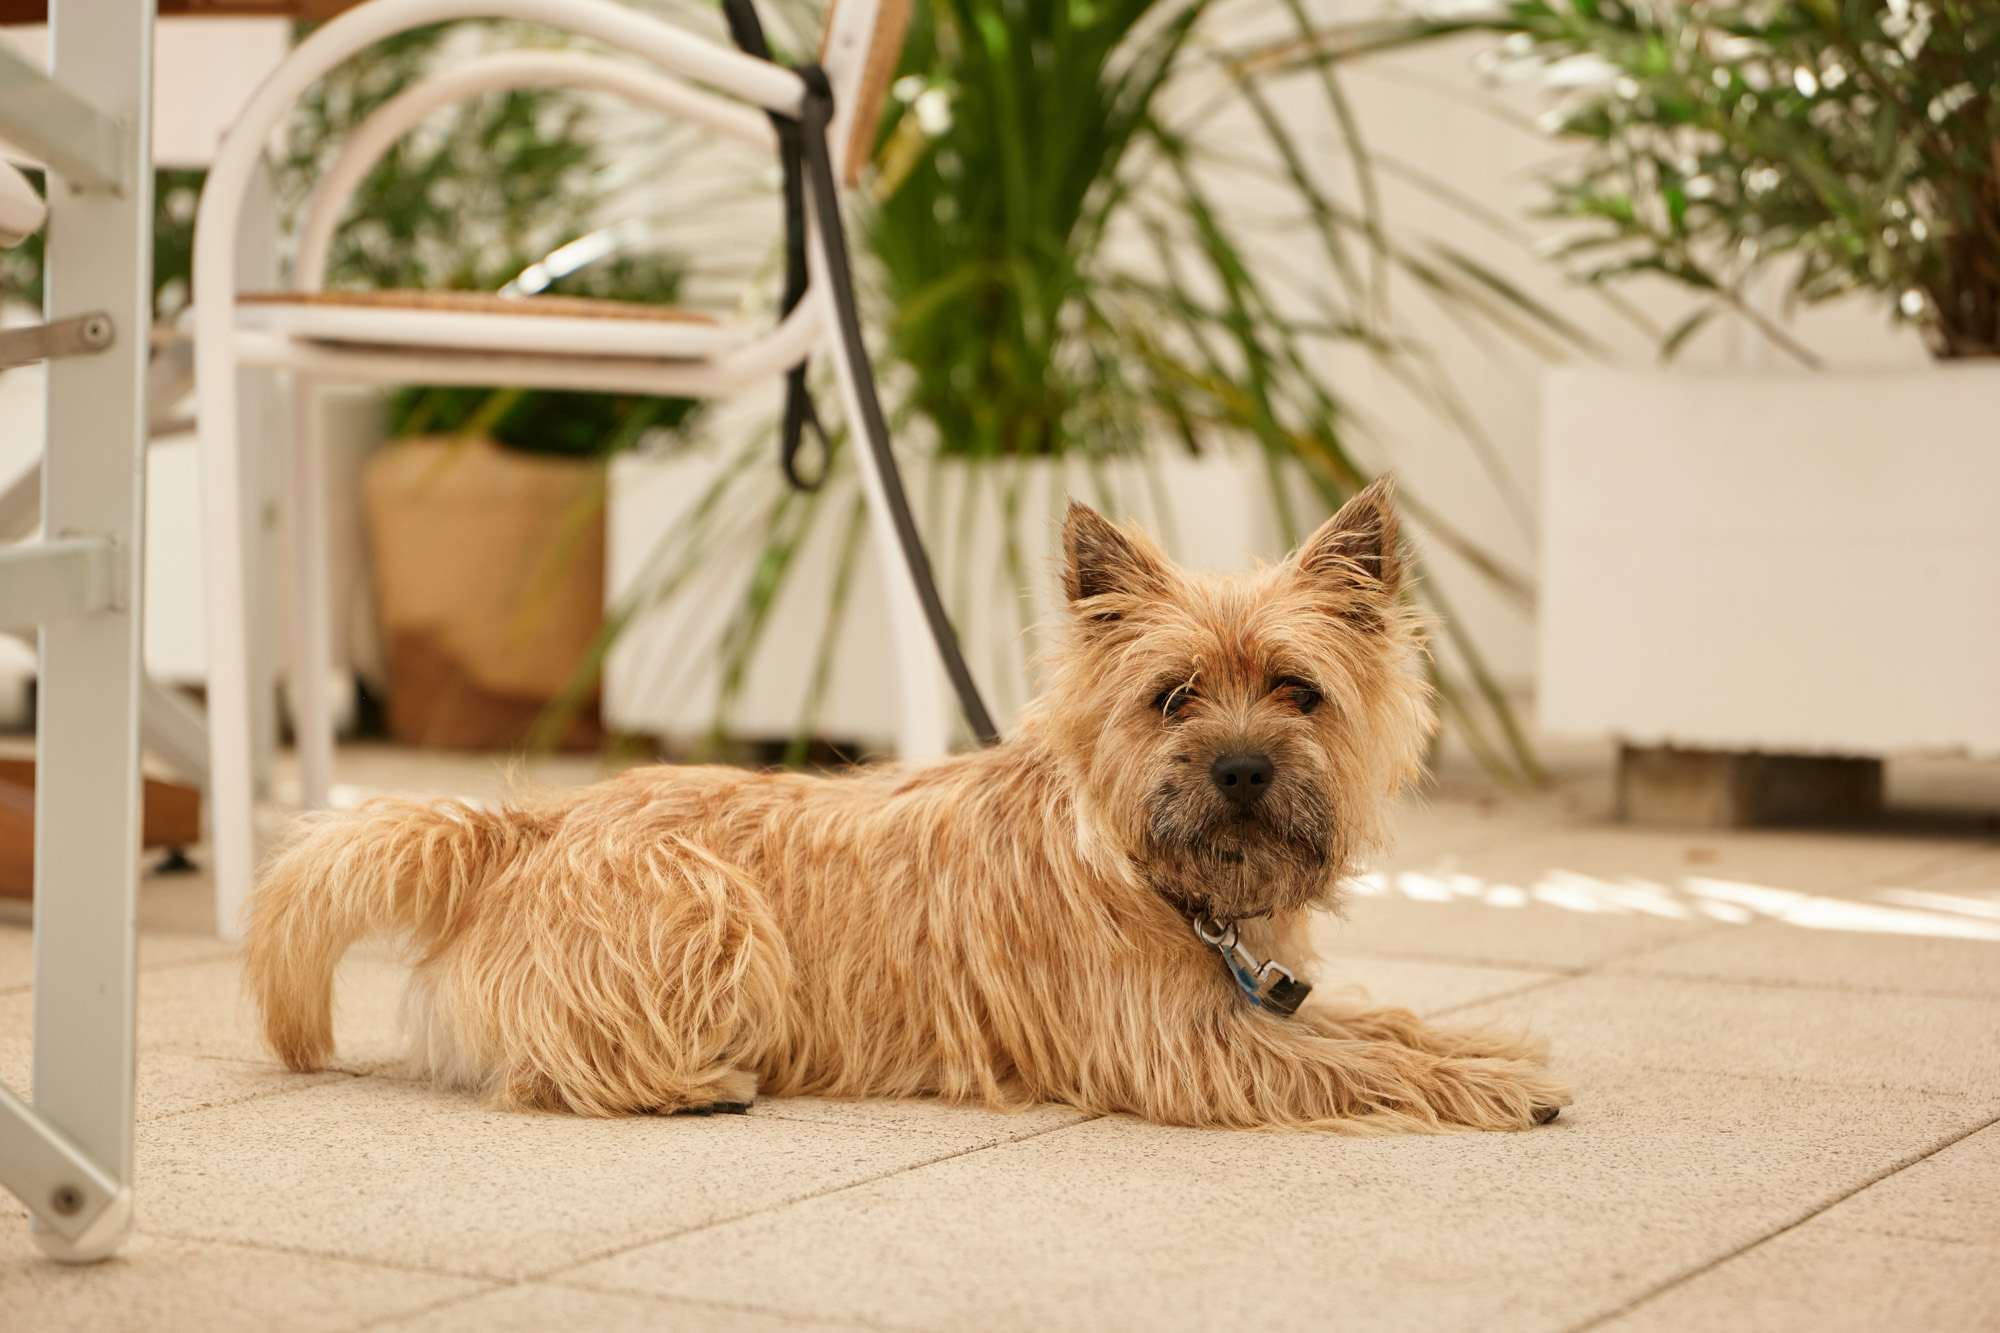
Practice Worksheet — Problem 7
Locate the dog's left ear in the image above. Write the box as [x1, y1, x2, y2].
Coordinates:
[1291, 476, 1402, 614]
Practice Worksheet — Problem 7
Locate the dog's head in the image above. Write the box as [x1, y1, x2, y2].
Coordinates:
[1027, 478, 1433, 920]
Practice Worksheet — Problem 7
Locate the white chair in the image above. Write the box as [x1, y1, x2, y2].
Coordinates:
[194, 0, 961, 939]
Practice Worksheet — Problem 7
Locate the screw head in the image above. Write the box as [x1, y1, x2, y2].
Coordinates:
[80, 315, 112, 348]
[50, 1183, 84, 1216]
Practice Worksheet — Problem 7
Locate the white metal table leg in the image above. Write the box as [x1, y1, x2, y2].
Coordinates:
[27, 0, 153, 1264]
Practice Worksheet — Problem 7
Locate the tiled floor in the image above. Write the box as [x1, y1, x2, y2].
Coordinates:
[3, 744, 1998, 1332]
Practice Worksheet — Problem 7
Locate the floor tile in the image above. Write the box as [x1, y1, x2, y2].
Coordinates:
[135, 1074, 1083, 1282]
[113, 951, 408, 1071]
[0, 924, 237, 996]
[746, 1094, 1087, 1139]
[1812, 1118, 2000, 1247]
[1374, 789, 1578, 866]
[1309, 951, 1563, 1017]
[1387, 823, 1993, 902]
[1324, 893, 1717, 972]
[380, 1282, 889, 1332]
[0, 942, 400, 1114]
[0, 924, 29, 992]
[0, 1039, 348, 1122]
[1899, 846, 2000, 894]
[0, 1228, 488, 1333]
[1597, 1226, 2000, 1333]
[559, 1070, 1983, 1333]
[1608, 919, 2000, 999]
[1454, 974, 2000, 1100]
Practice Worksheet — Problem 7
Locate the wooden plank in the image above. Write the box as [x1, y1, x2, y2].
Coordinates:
[0, 758, 201, 899]
[1, 1, 365, 19]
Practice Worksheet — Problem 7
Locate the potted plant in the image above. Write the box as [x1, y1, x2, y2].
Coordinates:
[601, 0, 1578, 773]
[1439, 1, 2000, 806]
[282, 23, 698, 750]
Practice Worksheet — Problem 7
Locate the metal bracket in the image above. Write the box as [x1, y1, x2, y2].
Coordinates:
[0, 1079, 125, 1247]
[0, 44, 124, 194]
[0, 535, 119, 630]
[0, 311, 113, 372]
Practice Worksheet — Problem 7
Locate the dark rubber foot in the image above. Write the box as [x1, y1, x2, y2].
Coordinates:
[154, 847, 198, 875]
[1532, 1104, 1562, 1125]
[670, 1101, 753, 1117]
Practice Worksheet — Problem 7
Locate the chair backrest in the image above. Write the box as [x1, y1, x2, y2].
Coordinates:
[819, 0, 912, 187]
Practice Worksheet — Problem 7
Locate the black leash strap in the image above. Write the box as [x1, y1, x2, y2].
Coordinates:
[722, 0, 828, 492]
[724, 0, 1001, 747]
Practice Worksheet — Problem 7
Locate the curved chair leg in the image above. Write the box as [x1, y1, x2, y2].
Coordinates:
[200, 372, 260, 940]
[288, 375, 335, 811]
[197, 262, 265, 942]
[812, 289, 950, 762]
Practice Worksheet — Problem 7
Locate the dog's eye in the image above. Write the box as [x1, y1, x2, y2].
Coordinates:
[1151, 684, 1195, 719]
[1275, 677, 1322, 714]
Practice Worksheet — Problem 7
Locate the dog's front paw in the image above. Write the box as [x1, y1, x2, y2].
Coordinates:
[668, 1100, 753, 1117]
[1424, 1056, 1572, 1131]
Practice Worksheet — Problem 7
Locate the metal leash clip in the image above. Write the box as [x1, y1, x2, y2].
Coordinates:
[1193, 917, 1313, 1017]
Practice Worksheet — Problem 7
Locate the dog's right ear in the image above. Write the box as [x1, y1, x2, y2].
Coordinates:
[1062, 501, 1167, 620]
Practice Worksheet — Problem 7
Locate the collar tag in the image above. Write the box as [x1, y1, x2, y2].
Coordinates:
[1193, 918, 1313, 1017]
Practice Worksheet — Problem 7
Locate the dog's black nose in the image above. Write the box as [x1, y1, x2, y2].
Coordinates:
[1210, 753, 1274, 809]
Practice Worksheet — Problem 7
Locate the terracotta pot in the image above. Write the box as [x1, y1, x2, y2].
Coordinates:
[363, 436, 606, 751]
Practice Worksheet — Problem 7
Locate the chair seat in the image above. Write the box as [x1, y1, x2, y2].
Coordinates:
[236, 289, 749, 360]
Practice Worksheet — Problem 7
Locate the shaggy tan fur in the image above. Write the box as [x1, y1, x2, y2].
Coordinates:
[246, 480, 1570, 1132]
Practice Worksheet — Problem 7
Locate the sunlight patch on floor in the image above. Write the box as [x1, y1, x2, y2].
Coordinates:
[1349, 869, 2000, 941]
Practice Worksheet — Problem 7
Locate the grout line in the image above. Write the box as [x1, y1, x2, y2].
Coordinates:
[1569, 922, 1739, 973]
[1327, 947, 1591, 976]
[1617, 1062, 1990, 1100]
[352, 1281, 926, 1333]
[1860, 842, 2000, 891]
[344, 1284, 511, 1333]
[526, 1113, 1102, 1285]
[1615, 1061, 1996, 1101]
[549, 1287, 930, 1333]
[748, 1096, 1088, 1128]
[1599, 966, 2000, 1004]
[1422, 973, 1581, 1019]
[1563, 1108, 2000, 1333]
[1808, 1222, 2000, 1251]
[139, 1225, 509, 1288]
[136, 1067, 364, 1125]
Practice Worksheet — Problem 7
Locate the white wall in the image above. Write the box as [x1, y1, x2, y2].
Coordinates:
[0, 10, 1939, 745]
[0, 18, 290, 169]
[1294, 24, 1929, 697]
[0, 20, 291, 721]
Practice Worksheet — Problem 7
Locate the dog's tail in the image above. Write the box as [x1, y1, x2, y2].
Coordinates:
[243, 798, 521, 1072]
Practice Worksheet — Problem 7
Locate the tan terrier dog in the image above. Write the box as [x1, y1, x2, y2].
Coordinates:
[246, 479, 1569, 1132]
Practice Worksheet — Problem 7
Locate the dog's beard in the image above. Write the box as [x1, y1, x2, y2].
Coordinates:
[1139, 780, 1336, 921]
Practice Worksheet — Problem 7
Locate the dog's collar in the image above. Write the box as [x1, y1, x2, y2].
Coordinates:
[1191, 916, 1313, 1017]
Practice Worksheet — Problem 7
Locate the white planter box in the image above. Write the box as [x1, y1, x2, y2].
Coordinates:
[605, 449, 1327, 750]
[1540, 363, 2000, 758]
